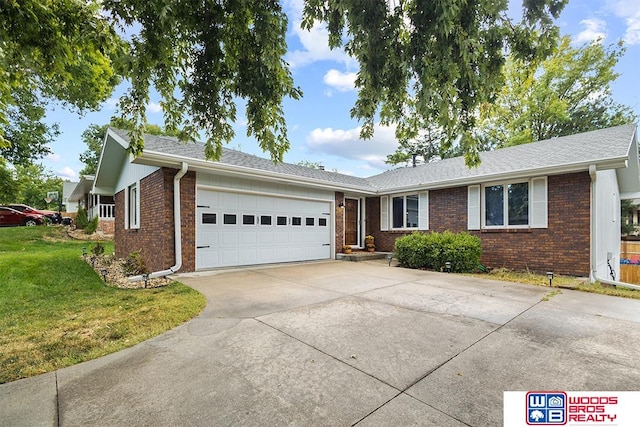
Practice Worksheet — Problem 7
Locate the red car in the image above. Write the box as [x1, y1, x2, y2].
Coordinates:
[4, 204, 62, 223]
[0, 206, 44, 226]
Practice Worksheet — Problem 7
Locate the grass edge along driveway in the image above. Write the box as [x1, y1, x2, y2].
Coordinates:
[0, 227, 205, 384]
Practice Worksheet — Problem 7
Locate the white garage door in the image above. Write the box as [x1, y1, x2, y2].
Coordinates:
[195, 189, 333, 269]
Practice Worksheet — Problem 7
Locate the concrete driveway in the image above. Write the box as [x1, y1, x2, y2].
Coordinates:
[2, 260, 640, 426]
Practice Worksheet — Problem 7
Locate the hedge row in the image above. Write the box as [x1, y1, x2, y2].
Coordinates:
[394, 231, 482, 272]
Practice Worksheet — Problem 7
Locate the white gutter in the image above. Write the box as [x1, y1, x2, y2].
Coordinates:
[589, 165, 597, 283]
[596, 277, 640, 291]
[129, 162, 188, 282]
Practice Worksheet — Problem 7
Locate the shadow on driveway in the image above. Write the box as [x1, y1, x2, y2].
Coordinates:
[2, 260, 639, 426]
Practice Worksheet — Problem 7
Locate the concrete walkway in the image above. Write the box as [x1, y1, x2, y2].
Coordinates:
[2, 260, 640, 426]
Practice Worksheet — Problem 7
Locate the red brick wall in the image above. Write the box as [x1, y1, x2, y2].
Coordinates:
[114, 168, 196, 273]
[365, 172, 591, 276]
[335, 192, 345, 252]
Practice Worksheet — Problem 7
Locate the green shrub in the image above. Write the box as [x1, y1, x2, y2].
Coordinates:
[76, 206, 88, 229]
[91, 242, 105, 256]
[85, 216, 99, 234]
[394, 231, 482, 273]
[122, 249, 149, 275]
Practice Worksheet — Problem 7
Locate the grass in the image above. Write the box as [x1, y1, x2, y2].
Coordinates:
[469, 268, 640, 300]
[0, 226, 206, 384]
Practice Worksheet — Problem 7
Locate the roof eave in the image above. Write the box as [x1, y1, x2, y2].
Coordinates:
[135, 151, 378, 195]
[377, 157, 629, 194]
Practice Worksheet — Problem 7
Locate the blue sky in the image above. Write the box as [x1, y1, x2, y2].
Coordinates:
[41, 0, 640, 181]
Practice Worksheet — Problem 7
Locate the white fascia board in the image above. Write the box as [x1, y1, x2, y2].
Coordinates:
[135, 151, 378, 195]
[94, 129, 130, 194]
[378, 157, 629, 194]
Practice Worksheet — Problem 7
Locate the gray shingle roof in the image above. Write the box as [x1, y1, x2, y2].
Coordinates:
[109, 128, 375, 190]
[110, 124, 637, 193]
[366, 124, 637, 191]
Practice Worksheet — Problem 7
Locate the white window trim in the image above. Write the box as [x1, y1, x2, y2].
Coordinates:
[390, 192, 421, 230]
[482, 180, 530, 229]
[481, 178, 547, 229]
[125, 181, 140, 230]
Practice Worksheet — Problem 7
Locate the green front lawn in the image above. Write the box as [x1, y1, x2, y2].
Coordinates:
[0, 227, 206, 384]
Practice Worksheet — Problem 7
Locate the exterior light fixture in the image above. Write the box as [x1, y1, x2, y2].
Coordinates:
[445, 261, 452, 273]
[82, 247, 87, 260]
[143, 273, 149, 288]
[546, 271, 554, 287]
[101, 269, 108, 282]
[90, 256, 96, 268]
[338, 202, 345, 208]
[387, 253, 394, 267]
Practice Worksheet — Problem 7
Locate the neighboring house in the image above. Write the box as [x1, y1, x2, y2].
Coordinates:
[62, 181, 78, 213]
[93, 124, 639, 282]
[68, 175, 116, 234]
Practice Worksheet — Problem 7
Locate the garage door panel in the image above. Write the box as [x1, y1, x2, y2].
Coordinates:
[196, 189, 332, 269]
[221, 231, 239, 245]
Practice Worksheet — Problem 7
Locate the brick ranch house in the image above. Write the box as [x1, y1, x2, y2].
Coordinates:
[93, 124, 639, 282]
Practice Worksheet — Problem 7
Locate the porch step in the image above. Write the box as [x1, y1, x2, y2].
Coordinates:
[336, 251, 392, 262]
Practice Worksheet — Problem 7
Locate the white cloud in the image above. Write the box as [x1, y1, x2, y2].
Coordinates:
[305, 124, 398, 171]
[323, 69, 357, 92]
[283, 0, 353, 68]
[46, 153, 61, 162]
[574, 18, 607, 44]
[147, 101, 163, 113]
[57, 167, 76, 179]
[105, 97, 119, 110]
[608, 0, 640, 44]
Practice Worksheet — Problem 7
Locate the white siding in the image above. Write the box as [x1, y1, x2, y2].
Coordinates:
[594, 170, 621, 281]
[115, 162, 159, 194]
[197, 173, 334, 202]
[467, 185, 480, 230]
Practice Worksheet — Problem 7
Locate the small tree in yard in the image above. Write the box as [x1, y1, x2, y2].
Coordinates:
[75, 207, 88, 230]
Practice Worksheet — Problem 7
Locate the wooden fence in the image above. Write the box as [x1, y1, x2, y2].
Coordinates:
[620, 241, 640, 284]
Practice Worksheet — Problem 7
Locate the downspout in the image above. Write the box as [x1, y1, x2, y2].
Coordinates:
[589, 165, 597, 283]
[129, 162, 188, 281]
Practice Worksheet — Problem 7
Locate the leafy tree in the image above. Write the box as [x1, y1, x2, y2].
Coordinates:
[1, 89, 59, 166]
[479, 36, 636, 147]
[0, 158, 18, 204]
[386, 126, 463, 166]
[0, 0, 124, 163]
[0, 162, 63, 209]
[304, 0, 567, 166]
[3, 0, 566, 166]
[79, 118, 180, 176]
[621, 199, 639, 235]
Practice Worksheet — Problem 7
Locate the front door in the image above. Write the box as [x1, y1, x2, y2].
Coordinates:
[345, 198, 359, 246]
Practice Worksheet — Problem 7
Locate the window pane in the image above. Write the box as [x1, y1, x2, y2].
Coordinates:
[292, 217, 302, 226]
[260, 215, 272, 225]
[242, 215, 255, 225]
[485, 185, 504, 226]
[508, 182, 529, 225]
[392, 197, 404, 228]
[406, 195, 419, 228]
[223, 214, 236, 225]
[277, 216, 287, 226]
[306, 217, 314, 226]
[318, 218, 327, 226]
[202, 213, 216, 224]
